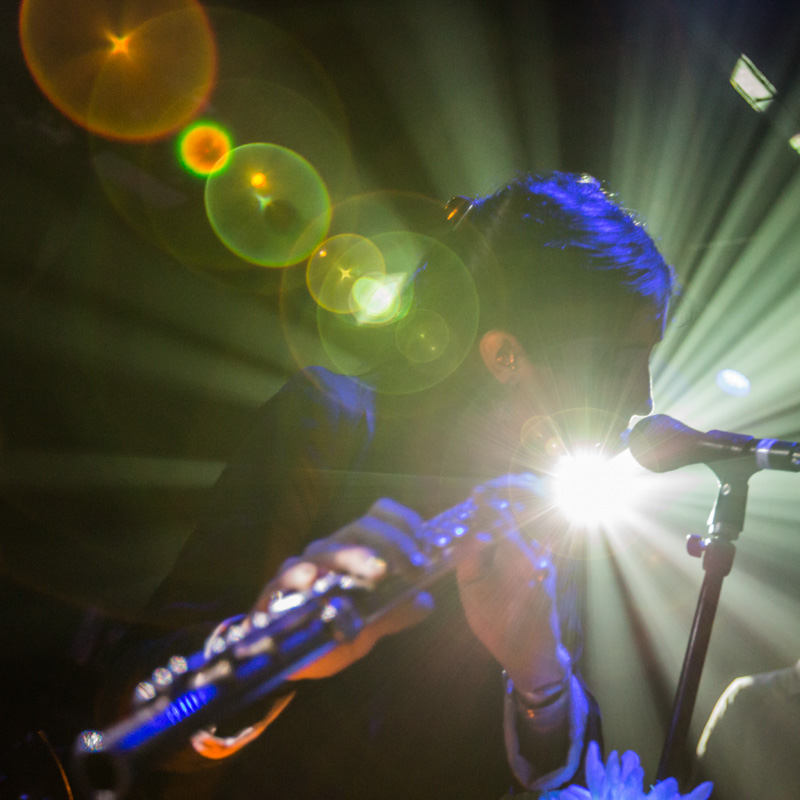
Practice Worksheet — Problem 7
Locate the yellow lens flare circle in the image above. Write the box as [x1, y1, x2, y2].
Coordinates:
[177, 122, 231, 176]
[19, 0, 216, 142]
[204, 143, 331, 267]
[307, 235, 385, 314]
[514, 407, 633, 476]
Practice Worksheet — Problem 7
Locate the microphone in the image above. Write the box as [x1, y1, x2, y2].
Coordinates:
[628, 414, 800, 473]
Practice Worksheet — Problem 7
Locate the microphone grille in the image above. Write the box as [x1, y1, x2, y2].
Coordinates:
[629, 414, 700, 472]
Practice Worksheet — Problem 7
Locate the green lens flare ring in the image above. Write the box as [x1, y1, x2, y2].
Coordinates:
[204, 142, 331, 267]
[317, 231, 479, 394]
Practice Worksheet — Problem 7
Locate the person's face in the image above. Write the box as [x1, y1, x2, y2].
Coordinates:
[509, 304, 665, 457]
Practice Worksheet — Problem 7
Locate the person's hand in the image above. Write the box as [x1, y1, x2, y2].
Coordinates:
[252, 498, 434, 681]
[455, 476, 572, 701]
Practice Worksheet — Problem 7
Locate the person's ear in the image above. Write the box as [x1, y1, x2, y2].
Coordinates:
[479, 330, 524, 385]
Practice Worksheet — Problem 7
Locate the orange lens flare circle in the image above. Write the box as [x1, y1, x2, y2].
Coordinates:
[178, 123, 231, 176]
[19, 0, 216, 141]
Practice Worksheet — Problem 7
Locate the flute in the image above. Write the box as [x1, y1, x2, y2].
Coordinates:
[73, 474, 547, 799]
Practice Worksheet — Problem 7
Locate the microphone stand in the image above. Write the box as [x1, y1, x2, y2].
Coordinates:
[656, 457, 758, 785]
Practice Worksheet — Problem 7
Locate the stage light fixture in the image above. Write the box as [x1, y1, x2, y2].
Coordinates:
[730, 54, 776, 112]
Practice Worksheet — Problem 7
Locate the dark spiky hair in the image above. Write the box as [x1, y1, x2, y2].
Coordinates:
[448, 171, 676, 352]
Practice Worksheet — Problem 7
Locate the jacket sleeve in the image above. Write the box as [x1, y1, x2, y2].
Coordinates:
[146, 366, 375, 628]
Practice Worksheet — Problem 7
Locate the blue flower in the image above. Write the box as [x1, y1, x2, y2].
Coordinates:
[541, 742, 713, 800]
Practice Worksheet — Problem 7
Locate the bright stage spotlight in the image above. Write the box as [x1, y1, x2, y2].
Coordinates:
[550, 450, 645, 529]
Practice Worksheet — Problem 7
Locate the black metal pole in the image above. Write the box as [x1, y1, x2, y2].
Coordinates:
[656, 461, 755, 785]
[656, 535, 735, 783]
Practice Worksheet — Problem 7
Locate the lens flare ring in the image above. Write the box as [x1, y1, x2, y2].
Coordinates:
[204, 142, 331, 267]
[20, 0, 217, 141]
[307, 234, 385, 313]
